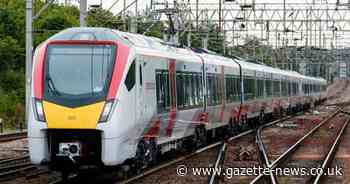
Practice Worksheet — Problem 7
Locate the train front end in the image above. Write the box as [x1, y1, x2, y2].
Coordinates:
[28, 30, 132, 173]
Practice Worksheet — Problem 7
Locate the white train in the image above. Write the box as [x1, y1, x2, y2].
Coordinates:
[28, 27, 327, 174]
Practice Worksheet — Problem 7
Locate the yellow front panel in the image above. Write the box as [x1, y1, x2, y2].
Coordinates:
[43, 101, 105, 129]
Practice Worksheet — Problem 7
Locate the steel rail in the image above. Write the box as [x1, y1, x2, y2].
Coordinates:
[49, 174, 79, 184]
[0, 132, 27, 143]
[256, 124, 278, 184]
[120, 129, 256, 184]
[250, 107, 343, 184]
[312, 117, 350, 184]
[0, 155, 29, 166]
[208, 142, 226, 184]
[208, 116, 293, 184]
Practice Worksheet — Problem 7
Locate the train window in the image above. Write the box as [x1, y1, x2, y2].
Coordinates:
[273, 80, 280, 97]
[139, 65, 143, 86]
[288, 82, 291, 96]
[206, 75, 212, 105]
[125, 61, 136, 91]
[225, 75, 233, 102]
[197, 74, 203, 105]
[266, 80, 272, 97]
[155, 70, 170, 113]
[206, 74, 221, 106]
[305, 84, 308, 94]
[44, 44, 116, 107]
[225, 75, 241, 103]
[315, 85, 318, 92]
[281, 81, 288, 96]
[216, 75, 222, 104]
[213, 75, 218, 104]
[296, 83, 300, 94]
[234, 78, 241, 101]
[225, 76, 231, 102]
[291, 82, 297, 95]
[191, 74, 198, 106]
[185, 74, 193, 107]
[175, 72, 204, 110]
[225, 75, 240, 102]
[210, 75, 217, 105]
[176, 73, 184, 108]
[183, 74, 188, 107]
[311, 84, 313, 93]
[244, 77, 255, 100]
[257, 79, 264, 98]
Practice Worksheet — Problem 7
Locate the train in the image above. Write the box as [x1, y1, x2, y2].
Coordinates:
[28, 27, 327, 175]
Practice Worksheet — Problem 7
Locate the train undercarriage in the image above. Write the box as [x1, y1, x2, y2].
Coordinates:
[48, 98, 324, 180]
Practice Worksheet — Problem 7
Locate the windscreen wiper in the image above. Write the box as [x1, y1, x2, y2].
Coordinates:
[46, 76, 61, 96]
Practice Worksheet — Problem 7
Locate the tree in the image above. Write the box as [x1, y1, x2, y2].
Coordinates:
[86, 8, 125, 30]
[34, 2, 79, 46]
[137, 18, 165, 39]
[0, 0, 80, 128]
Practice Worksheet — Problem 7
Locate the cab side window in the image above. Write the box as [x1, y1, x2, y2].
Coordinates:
[125, 61, 136, 91]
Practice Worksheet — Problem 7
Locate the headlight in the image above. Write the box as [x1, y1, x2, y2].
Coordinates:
[33, 98, 46, 122]
[98, 100, 114, 123]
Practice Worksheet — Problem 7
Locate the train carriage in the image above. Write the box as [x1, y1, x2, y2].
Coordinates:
[28, 27, 327, 175]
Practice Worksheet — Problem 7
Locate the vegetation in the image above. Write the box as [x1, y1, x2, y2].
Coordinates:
[0, 0, 267, 129]
[0, 0, 80, 129]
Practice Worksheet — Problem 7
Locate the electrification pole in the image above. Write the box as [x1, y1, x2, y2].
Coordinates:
[25, 0, 33, 123]
[196, 0, 199, 30]
[80, 0, 87, 27]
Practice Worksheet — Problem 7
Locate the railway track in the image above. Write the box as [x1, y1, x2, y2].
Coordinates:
[2, 106, 340, 184]
[121, 129, 255, 184]
[251, 106, 349, 184]
[0, 155, 32, 180]
[208, 116, 294, 184]
[0, 155, 55, 183]
[102, 108, 334, 184]
[49, 131, 255, 184]
[0, 131, 27, 143]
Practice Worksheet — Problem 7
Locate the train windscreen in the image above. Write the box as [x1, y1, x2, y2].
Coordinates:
[43, 44, 116, 107]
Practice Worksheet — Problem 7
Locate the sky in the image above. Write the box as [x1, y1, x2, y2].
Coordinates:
[58, 0, 350, 48]
[63, 0, 344, 15]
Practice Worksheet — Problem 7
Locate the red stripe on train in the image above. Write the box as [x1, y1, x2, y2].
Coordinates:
[219, 65, 225, 122]
[107, 42, 130, 100]
[33, 44, 47, 99]
[165, 59, 177, 137]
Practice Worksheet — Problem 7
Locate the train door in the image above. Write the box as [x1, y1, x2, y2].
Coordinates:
[136, 56, 145, 126]
[136, 55, 158, 129]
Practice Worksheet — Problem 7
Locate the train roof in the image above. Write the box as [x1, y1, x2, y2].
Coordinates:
[48, 27, 327, 84]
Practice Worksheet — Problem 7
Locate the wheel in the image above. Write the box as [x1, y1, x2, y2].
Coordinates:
[232, 118, 240, 134]
[279, 107, 284, 118]
[226, 118, 236, 138]
[61, 171, 69, 181]
[239, 115, 248, 130]
[134, 138, 159, 172]
[193, 125, 207, 148]
[258, 111, 265, 125]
